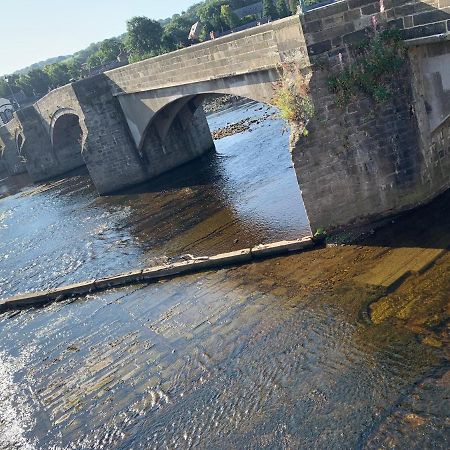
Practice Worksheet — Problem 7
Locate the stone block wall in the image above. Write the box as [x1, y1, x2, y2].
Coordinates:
[302, 0, 450, 57]
[71, 75, 149, 193]
[409, 40, 450, 197]
[105, 15, 310, 95]
[15, 107, 59, 181]
[289, 0, 450, 231]
[292, 67, 424, 230]
[0, 117, 27, 175]
[21, 85, 85, 181]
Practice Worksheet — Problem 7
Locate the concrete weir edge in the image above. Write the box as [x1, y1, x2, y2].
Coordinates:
[0, 237, 316, 312]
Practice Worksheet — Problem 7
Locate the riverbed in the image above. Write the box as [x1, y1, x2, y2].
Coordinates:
[0, 102, 448, 449]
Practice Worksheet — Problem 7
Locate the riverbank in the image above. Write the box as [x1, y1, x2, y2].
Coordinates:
[211, 108, 276, 140]
[202, 94, 242, 114]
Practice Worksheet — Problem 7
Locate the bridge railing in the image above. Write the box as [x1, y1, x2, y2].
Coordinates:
[300, 0, 341, 12]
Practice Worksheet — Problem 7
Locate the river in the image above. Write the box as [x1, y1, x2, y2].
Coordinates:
[0, 101, 447, 449]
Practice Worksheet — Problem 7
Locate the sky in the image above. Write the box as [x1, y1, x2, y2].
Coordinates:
[0, 0, 196, 75]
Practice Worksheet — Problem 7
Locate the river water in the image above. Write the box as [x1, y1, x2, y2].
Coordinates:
[0, 102, 448, 449]
[0, 102, 309, 300]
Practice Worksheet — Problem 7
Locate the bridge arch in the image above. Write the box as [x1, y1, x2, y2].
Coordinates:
[138, 93, 216, 179]
[50, 110, 86, 173]
[117, 67, 279, 151]
[140, 88, 277, 149]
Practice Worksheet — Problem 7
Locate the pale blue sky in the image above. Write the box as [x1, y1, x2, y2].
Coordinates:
[1, 0, 196, 75]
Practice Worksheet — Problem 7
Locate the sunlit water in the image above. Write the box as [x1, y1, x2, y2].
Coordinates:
[0, 102, 310, 300]
[0, 103, 447, 449]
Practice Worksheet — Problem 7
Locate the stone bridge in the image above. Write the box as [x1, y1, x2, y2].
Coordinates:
[1, 0, 450, 231]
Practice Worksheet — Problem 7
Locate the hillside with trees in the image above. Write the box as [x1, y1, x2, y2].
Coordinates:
[0, 0, 299, 100]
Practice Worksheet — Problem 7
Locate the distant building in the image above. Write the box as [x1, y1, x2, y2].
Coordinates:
[0, 98, 14, 126]
[233, 1, 263, 19]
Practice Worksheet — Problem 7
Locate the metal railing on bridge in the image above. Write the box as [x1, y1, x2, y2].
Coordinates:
[300, 0, 340, 12]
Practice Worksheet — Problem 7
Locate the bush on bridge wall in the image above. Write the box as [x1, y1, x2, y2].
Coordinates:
[273, 63, 315, 135]
[327, 28, 408, 107]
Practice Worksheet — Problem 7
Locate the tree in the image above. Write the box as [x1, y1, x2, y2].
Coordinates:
[44, 63, 71, 89]
[199, 0, 226, 33]
[263, 0, 279, 19]
[276, 0, 290, 18]
[64, 59, 82, 80]
[125, 17, 163, 61]
[0, 74, 21, 98]
[288, 0, 299, 14]
[17, 69, 51, 96]
[220, 4, 240, 29]
[163, 14, 194, 49]
[240, 14, 258, 25]
[98, 38, 123, 63]
[86, 53, 102, 70]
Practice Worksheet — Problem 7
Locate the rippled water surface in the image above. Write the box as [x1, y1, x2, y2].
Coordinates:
[0, 103, 447, 449]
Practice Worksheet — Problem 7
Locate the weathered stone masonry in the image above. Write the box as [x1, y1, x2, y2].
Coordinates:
[290, 0, 450, 230]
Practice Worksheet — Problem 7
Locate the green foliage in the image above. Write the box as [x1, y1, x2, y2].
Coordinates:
[163, 14, 194, 48]
[17, 69, 51, 96]
[0, 79, 9, 98]
[125, 16, 164, 61]
[86, 53, 102, 70]
[313, 227, 327, 242]
[276, 0, 290, 18]
[273, 69, 314, 130]
[0, 75, 22, 98]
[302, 0, 323, 6]
[221, 4, 240, 29]
[240, 14, 258, 24]
[44, 63, 71, 89]
[263, 0, 279, 19]
[288, 0, 299, 13]
[199, 1, 226, 32]
[64, 59, 83, 79]
[97, 38, 123, 64]
[328, 29, 407, 107]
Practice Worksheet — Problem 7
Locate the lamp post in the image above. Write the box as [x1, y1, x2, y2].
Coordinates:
[4, 76, 20, 110]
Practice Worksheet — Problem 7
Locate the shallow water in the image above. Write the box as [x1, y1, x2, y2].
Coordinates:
[0, 103, 447, 450]
[0, 102, 310, 300]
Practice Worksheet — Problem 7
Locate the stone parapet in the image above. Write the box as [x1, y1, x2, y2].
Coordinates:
[302, 0, 450, 57]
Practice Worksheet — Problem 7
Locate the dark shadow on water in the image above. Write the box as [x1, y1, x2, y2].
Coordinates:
[346, 189, 450, 250]
[114, 148, 220, 196]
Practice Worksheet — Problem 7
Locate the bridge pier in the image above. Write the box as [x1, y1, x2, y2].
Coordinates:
[73, 76, 149, 194]
[141, 101, 215, 178]
[15, 107, 63, 182]
[0, 118, 27, 176]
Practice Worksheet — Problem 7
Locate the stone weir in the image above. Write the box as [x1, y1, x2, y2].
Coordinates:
[0, 238, 316, 311]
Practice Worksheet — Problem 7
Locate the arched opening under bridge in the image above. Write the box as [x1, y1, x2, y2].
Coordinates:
[135, 93, 311, 251]
[51, 113, 86, 174]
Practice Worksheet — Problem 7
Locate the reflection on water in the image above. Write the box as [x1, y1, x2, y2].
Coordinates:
[0, 102, 310, 300]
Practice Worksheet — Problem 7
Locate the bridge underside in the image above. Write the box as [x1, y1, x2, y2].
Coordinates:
[117, 68, 279, 150]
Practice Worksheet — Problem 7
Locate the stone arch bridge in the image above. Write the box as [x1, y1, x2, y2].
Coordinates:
[1, 0, 450, 231]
